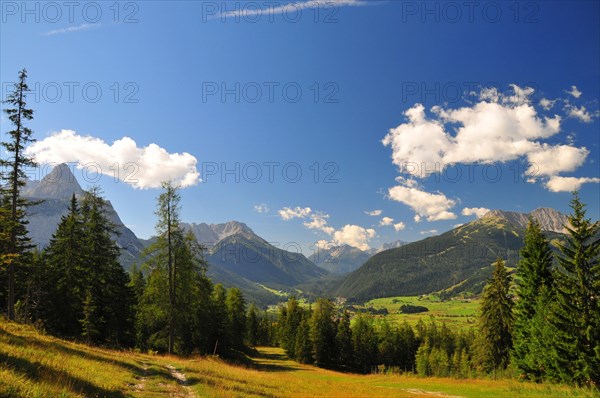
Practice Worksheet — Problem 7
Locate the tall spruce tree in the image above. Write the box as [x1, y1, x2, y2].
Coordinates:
[80, 188, 134, 346]
[1, 68, 37, 320]
[226, 287, 247, 351]
[41, 194, 86, 337]
[474, 258, 514, 372]
[546, 192, 599, 386]
[512, 218, 554, 379]
[335, 311, 353, 368]
[310, 298, 337, 366]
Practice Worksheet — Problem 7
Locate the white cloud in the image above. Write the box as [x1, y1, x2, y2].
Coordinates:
[382, 84, 596, 203]
[388, 183, 457, 221]
[382, 88, 562, 179]
[567, 85, 582, 98]
[461, 207, 490, 218]
[365, 209, 382, 216]
[393, 222, 406, 231]
[278, 206, 312, 220]
[420, 229, 438, 235]
[527, 144, 589, 176]
[539, 98, 557, 110]
[545, 176, 600, 192]
[303, 213, 335, 235]
[43, 23, 100, 36]
[379, 216, 394, 226]
[453, 223, 464, 228]
[216, 0, 367, 19]
[25, 130, 200, 189]
[332, 224, 376, 251]
[565, 104, 593, 123]
[254, 203, 270, 213]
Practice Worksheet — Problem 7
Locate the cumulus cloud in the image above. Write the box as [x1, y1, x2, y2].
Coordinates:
[304, 213, 335, 235]
[462, 207, 490, 218]
[539, 98, 557, 110]
[382, 84, 596, 211]
[393, 222, 406, 231]
[565, 104, 593, 123]
[545, 176, 600, 192]
[332, 225, 376, 251]
[279, 205, 375, 250]
[388, 182, 457, 221]
[25, 130, 200, 189]
[254, 203, 270, 213]
[567, 85, 582, 98]
[527, 144, 589, 176]
[379, 216, 394, 226]
[278, 206, 312, 220]
[365, 209, 382, 216]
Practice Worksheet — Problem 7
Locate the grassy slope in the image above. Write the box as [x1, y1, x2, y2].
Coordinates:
[0, 320, 595, 398]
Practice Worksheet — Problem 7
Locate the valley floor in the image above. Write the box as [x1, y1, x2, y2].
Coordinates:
[0, 320, 595, 398]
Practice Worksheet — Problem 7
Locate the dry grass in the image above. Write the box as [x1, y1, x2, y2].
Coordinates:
[1, 320, 596, 398]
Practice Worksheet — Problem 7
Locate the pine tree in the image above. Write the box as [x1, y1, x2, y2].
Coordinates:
[80, 188, 134, 346]
[310, 298, 337, 366]
[41, 194, 86, 337]
[280, 297, 303, 358]
[226, 287, 246, 350]
[1, 68, 37, 320]
[513, 218, 555, 380]
[246, 304, 260, 346]
[294, 316, 313, 364]
[474, 259, 514, 372]
[335, 311, 353, 368]
[351, 314, 378, 374]
[546, 192, 599, 386]
[209, 283, 230, 355]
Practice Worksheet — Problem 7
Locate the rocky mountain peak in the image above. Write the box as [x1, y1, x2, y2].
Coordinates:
[482, 207, 568, 233]
[23, 163, 84, 200]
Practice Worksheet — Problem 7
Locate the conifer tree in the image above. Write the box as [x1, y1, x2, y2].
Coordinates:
[1, 68, 37, 320]
[351, 314, 378, 374]
[335, 310, 353, 368]
[246, 304, 260, 346]
[310, 298, 337, 366]
[226, 287, 247, 350]
[41, 194, 86, 337]
[546, 192, 599, 386]
[294, 315, 313, 364]
[474, 259, 514, 372]
[512, 218, 554, 379]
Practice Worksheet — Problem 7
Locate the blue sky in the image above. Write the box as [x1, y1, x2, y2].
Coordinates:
[1, 0, 599, 254]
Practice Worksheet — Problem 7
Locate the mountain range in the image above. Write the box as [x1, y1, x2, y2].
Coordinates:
[333, 208, 570, 302]
[22, 163, 585, 306]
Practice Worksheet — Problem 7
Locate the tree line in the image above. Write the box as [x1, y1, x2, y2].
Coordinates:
[267, 193, 599, 387]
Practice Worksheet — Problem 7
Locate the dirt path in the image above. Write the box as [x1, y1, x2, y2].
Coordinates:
[167, 364, 195, 398]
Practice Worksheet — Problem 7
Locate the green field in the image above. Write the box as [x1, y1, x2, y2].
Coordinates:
[362, 295, 480, 328]
[2, 319, 597, 398]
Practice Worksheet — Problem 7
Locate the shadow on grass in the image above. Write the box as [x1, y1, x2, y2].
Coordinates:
[0, 351, 127, 398]
[1, 329, 145, 376]
[186, 375, 279, 398]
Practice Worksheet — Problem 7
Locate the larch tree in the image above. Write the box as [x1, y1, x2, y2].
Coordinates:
[1, 68, 37, 320]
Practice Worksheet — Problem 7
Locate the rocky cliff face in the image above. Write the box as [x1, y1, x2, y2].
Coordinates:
[484, 208, 569, 233]
[23, 163, 145, 269]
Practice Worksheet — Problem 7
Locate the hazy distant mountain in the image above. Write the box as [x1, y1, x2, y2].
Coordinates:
[309, 244, 373, 274]
[334, 208, 571, 302]
[23, 164, 145, 269]
[379, 240, 406, 252]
